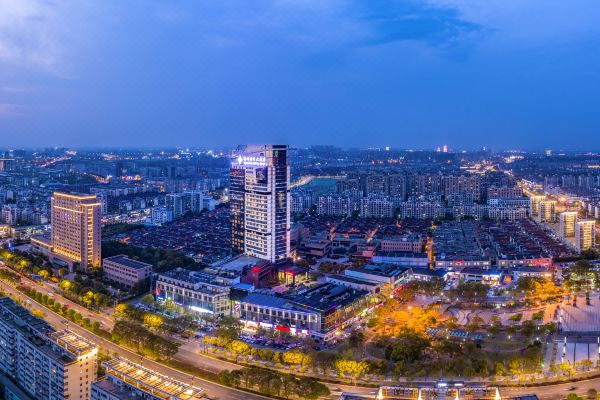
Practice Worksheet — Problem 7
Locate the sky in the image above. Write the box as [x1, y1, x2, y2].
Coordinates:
[1, 0, 600, 150]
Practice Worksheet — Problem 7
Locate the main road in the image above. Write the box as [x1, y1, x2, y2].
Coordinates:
[0, 278, 267, 400]
[4, 276, 600, 400]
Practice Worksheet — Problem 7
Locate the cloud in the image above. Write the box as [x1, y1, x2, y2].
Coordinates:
[0, 0, 103, 77]
[354, 0, 482, 48]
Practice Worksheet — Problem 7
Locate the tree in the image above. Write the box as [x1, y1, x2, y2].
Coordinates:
[520, 320, 537, 339]
[58, 268, 68, 278]
[228, 340, 251, 362]
[587, 388, 597, 400]
[141, 294, 155, 306]
[334, 359, 370, 379]
[143, 313, 164, 330]
[467, 315, 484, 333]
[114, 304, 130, 319]
[38, 270, 50, 279]
[215, 316, 242, 341]
[488, 315, 503, 335]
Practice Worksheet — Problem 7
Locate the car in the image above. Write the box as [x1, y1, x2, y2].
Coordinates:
[565, 386, 576, 391]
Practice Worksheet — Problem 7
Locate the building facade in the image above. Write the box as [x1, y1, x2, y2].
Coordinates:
[51, 192, 101, 271]
[102, 255, 152, 290]
[0, 297, 98, 400]
[229, 145, 290, 262]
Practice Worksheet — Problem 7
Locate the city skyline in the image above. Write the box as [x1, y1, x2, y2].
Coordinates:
[1, 1, 600, 149]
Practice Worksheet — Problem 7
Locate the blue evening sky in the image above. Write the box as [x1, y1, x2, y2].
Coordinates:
[1, 0, 600, 150]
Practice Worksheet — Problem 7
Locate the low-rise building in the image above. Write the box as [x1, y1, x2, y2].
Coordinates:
[379, 234, 424, 253]
[236, 283, 372, 341]
[156, 267, 238, 315]
[102, 254, 152, 290]
[456, 267, 501, 285]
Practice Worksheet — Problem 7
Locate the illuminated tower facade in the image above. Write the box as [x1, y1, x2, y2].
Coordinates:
[230, 145, 290, 262]
[51, 192, 101, 271]
[559, 211, 578, 239]
[575, 220, 596, 253]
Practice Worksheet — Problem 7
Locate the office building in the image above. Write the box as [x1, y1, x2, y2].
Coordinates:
[0, 297, 98, 400]
[156, 267, 239, 315]
[51, 192, 101, 272]
[575, 220, 596, 253]
[229, 145, 290, 262]
[92, 357, 204, 400]
[102, 255, 152, 290]
[559, 211, 578, 239]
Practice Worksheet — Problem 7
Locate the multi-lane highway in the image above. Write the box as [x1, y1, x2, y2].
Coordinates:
[4, 274, 600, 400]
[0, 278, 268, 400]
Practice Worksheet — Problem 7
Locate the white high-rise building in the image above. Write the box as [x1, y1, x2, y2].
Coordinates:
[575, 220, 596, 253]
[230, 145, 290, 262]
[559, 211, 578, 239]
[0, 297, 98, 400]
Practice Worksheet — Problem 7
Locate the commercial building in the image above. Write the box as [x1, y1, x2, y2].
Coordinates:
[50, 192, 101, 271]
[102, 254, 152, 290]
[379, 234, 424, 253]
[350, 382, 514, 400]
[0, 297, 98, 400]
[156, 267, 239, 315]
[230, 145, 290, 262]
[575, 220, 596, 253]
[93, 357, 204, 400]
[236, 283, 372, 341]
[559, 211, 578, 239]
[344, 264, 410, 287]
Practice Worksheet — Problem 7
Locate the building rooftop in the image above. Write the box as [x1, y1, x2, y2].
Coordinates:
[93, 378, 140, 400]
[104, 254, 153, 270]
[289, 283, 368, 313]
[346, 263, 409, 278]
[0, 296, 53, 336]
[103, 357, 204, 400]
[51, 329, 98, 356]
[210, 254, 267, 272]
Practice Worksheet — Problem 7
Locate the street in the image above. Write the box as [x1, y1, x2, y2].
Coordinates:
[0, 278, 268, 400]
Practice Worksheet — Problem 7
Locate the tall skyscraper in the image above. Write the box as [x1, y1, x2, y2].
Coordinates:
[230, 145, 290, 262]
[559, 211, 578, 239]
[51, 192, 101, 272]
[575, 220, 596, 253]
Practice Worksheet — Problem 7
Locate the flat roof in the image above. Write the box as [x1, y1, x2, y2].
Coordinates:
[104, 254, 152, 270]
[210, 254, 266, 272]
[51, 329, 98, 356]
[103, 357, 204, 400]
